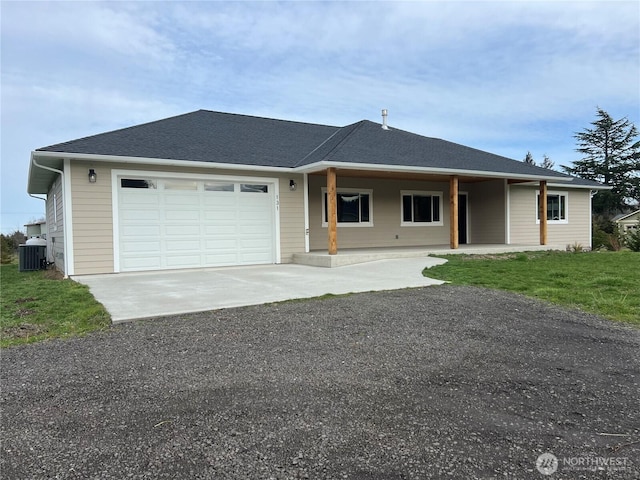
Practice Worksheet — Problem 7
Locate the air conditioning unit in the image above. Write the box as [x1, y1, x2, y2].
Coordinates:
[19, 245, 47, 272]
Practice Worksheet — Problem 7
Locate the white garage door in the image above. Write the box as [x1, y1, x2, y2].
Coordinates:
[117, 176, 276, 272]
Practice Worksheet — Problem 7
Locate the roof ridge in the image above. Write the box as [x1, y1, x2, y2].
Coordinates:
[198, 109, 338, 129]
[294, 120, 367, 167]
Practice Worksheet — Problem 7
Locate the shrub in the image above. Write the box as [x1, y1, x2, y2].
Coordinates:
[0, 235, 13, 264]
[566, 242, 584, 253]
[626, 222, 640, 252]
[592, 226, 610, 250]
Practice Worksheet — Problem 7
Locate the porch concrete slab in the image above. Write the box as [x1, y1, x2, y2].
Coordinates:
[73, 257, 448, 323]
[293, 244, 567, 267]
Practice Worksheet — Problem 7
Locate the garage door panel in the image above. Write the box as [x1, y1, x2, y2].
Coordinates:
[119, 176, 275, 272]
[166, 255, 201, 268]
[164, 194, 199, 205]
[166, 239, 201, 251]
[165, 225, 200, 236]
[203, 225, 237, 235]
[121, 240, 162, 253]
[240, 237, 270, 248]
[121, 255, 162, 270]
[239, 251, 272, 263]
[164, 210, 200, 221]
[203, 210, 236, 221]
[120, 193, 159, 205]
[204, 238, 238, 249]
[121, 225, 161, 236]
[204, 253, 239, 265]
[120, 209, 161, 221]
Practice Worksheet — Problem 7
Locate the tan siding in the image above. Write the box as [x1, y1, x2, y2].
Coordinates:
[308, 175, 451, 250]
[69, 161, 305, 274]
[277, 174, 305, 263]
[70, 162, 114, 274]
[464, 179, 506, 244]
[509, 185, 591, 247]
[46, 176, 65, 273]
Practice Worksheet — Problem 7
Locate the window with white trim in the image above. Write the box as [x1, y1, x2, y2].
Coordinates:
[537, 191, 568, 223]
[401, 191, 443, 226]
[322, 188, 372, 226]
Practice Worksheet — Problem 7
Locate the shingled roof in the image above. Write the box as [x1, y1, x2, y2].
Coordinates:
[37, 110, 338, 168]
[35, 109, 602, 185]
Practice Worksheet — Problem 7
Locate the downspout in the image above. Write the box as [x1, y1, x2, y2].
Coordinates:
[31, 157, 69, 277]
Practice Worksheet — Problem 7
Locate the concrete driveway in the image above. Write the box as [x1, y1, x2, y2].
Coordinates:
[74, 257, 447, 322]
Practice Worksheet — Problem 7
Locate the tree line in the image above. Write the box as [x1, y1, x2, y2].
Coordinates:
[525, 107, 639, 216]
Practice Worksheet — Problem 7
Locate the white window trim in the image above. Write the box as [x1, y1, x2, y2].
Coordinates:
[321, 187, 373, 227]
[536, 190, 569, 224]
[400, 190, 444, 227]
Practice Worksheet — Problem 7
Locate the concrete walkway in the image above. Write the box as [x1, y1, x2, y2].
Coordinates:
[74, 257, 447, 323]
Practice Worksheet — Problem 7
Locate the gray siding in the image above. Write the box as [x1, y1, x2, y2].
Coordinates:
[46, 176, 65, 272]
[463, 179, 506, 244]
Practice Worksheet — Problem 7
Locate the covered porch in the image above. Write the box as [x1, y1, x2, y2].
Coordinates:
[292, 243, 565, 268]
[301, 167, 552, 262]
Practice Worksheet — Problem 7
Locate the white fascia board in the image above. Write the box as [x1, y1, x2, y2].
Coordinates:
[513, 180, 611, 190]
[294, 160, 575, 183]
[32, 151, 294, 174]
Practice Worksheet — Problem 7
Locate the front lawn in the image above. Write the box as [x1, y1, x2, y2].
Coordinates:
[424, 251, 639, 326]
[0, 264, 111, 347]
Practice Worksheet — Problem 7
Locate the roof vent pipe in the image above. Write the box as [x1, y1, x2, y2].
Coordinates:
[381, 109, 389, 130]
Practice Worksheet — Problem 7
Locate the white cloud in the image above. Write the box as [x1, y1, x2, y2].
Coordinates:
[1, 0, 638, 232]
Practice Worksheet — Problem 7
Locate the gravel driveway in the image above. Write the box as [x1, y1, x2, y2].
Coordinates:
[2, 286, 639, 479]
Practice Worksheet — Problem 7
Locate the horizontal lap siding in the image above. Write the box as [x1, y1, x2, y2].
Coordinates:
[278, 174, 305, 263]
[509, 186, 591, 247]
[71, 162, 114, 274]
[47, 176, 65, 273]
[69, 161, 305, 274]
[308, 175, 450, 251]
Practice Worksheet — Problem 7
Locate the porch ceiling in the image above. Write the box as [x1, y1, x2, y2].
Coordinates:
[308, 169, 495, 183]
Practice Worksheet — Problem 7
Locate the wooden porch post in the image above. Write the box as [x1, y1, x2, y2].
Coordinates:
[327, 167, 338, 255]
[449, 175, 459, 249]
[539, 180, 547, 245]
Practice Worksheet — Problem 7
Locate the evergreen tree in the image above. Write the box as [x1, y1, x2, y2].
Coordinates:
[540, 154, 555, 170]
[562, 108, 640, 215]
[524, 151, 535, 165]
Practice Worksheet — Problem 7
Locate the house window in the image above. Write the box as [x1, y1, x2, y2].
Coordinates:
[537, 192, 568, 223]
[322, 188, 373, 226]
[205, 182, 234, 192]
[164, 180, 197, 190]
[121, 178, 157, 189]
[401, 191, 443, 226]
[241, 184, 268, 193]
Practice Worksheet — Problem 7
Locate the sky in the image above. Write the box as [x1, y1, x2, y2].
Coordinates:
[1, 0, 639, 234]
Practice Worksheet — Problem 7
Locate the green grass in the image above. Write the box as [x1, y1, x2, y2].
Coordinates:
[1, 264, 111, 347]
[424, 251, 640, 326]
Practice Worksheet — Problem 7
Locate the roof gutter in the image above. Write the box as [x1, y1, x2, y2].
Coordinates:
[515, 180, 611, 190]
[32, 151, 295, 174]
[294, 160, 576, 183]
[30, 156, 70, 277]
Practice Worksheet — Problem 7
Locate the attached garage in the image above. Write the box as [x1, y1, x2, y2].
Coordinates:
[114, 171, 279, 272]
